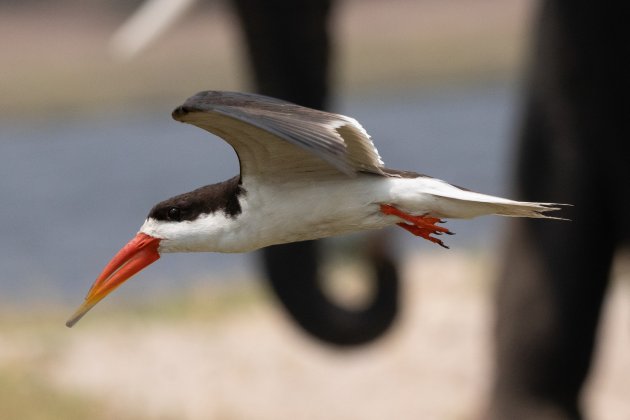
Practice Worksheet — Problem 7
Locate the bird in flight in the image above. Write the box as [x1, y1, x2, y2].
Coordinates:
[66, 91, 565, 327]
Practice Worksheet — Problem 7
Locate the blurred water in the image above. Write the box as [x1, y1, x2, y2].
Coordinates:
[0, 83, 519, 302]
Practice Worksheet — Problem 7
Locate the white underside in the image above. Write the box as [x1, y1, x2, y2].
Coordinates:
[140, 174, 560, 254]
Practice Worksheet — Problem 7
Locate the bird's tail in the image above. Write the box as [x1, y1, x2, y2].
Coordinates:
[383, 178, 568, 248]
[391, 176, 569, 220]
[471, 199, 567, 219]
[405, 176, 568, 220]
[429, 190, 568, 220]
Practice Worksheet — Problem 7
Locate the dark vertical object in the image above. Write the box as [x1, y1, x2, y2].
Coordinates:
[231, 0, 400, 346]
[231, 0, 332, 109]
[489, 1, 628, 419]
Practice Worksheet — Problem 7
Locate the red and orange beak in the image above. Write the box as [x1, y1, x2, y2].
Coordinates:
[66, 233, 161, 327]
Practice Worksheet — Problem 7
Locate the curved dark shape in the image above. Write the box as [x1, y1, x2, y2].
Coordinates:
[232, 0, 400, 346]
[263, 240, 400, 347]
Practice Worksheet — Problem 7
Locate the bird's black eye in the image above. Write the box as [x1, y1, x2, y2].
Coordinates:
[167, 207, 181, 221]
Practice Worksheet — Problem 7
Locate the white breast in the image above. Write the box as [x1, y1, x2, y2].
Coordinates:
[141, 174, 475, 254]
[230, 175, 396, 251]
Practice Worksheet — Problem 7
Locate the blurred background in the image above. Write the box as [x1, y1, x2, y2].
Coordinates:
[1, 0, 628, 419]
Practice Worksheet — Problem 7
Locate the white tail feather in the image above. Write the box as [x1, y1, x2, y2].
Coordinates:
[428, 193, 568, 220]
[406, 177, 569, 220]
[485, 201, 568, 219]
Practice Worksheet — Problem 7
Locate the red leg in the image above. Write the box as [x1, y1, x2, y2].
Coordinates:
[380, 204, 453, 249]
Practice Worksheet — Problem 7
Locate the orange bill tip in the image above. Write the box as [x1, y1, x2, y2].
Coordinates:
[66, 233, 160, 328]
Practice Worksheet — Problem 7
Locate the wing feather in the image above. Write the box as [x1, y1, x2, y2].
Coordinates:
[172, 91, 385, 180]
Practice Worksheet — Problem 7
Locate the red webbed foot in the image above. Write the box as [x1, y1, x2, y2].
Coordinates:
[380, 204, 454, 249]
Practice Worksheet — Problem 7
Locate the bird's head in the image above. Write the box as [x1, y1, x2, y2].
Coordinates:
[66, 178, 244, 327]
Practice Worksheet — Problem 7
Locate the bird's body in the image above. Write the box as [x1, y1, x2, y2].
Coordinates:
[67, 90, 566, 327]
[142, 171, 558, 254]
[143, 174, 392, 253]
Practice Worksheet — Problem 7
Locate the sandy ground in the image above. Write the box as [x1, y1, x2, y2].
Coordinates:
[2, 252, 628, 420]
